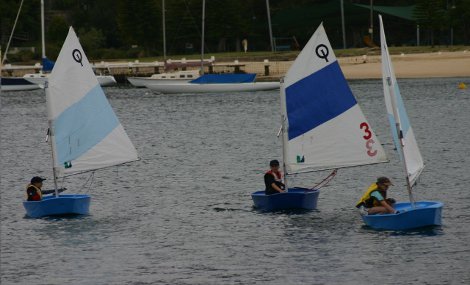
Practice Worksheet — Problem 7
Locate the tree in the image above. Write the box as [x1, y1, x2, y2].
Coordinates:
[414, 0, 447, 46]
[116, 0, 161, 55]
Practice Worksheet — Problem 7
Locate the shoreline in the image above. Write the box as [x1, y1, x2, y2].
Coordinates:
[245, 51, 470, 80]
[2, 51, 469, 81]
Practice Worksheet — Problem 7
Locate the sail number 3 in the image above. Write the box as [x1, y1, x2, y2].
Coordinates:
[360, 122, 377, 157]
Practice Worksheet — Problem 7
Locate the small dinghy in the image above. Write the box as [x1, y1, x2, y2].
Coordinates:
[251, 188, 320, 211]
[362, 201, 443, 231]
[23, 194, 91, 218]
[23, 27, 138, 218]
[251, 23, 387, 211]
[359, 16, 443, 230]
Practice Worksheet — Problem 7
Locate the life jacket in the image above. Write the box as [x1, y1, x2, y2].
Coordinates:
[266, 170, 283, 183]
[356, 183, 386, 208]
[25, 184, 42, 201]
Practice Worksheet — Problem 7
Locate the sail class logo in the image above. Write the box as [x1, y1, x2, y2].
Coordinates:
[72, 49, 83, 66]
[64, 161, 72, 169]
[296, 155, 305, 163]
[315, 44, 329, 62]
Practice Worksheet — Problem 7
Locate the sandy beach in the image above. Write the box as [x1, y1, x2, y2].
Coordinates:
[339, 51, 470, 79]
[240, 51, 470, 80]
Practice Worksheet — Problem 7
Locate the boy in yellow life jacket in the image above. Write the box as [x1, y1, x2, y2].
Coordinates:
[356, 177, 397, 215]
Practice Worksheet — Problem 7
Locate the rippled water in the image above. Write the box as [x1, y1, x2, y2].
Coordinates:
[1, 78, 469, 285]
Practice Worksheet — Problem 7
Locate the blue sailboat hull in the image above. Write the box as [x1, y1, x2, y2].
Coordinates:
[361, 201, 443, 230]
[23, 194, 91, 218]
[251, 188, 320, 211]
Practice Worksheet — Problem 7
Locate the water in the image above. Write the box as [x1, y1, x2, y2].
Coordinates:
[1, 78, 469, 285]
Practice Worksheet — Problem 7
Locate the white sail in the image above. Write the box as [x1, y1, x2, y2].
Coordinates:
[46, 27, 138, 176]
[281, 23, 388, 174]
[379, 15, 424, 186]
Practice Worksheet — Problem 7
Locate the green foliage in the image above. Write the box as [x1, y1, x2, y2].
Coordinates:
[78, 28, 106, 53]
[2, 0, 470, 61]
[7, 50, 36, 62]
[414, 0, 446, 29]
[116, 0, 161, 54]
[0, 0, 40, 47]
[47, 15, 68, 43]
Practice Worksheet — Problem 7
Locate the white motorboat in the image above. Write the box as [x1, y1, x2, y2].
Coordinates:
[127, 70, 200, 87]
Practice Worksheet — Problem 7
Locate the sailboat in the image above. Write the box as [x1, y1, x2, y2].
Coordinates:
[251, 23, 388, 211]
[145, 0, 279, 94]
[0, 0, 40, 91]
[360, 16, 443, 230]
[23, 0, 116, 87]
[22, 27, 138, 218]
[128, 0, 205, 88]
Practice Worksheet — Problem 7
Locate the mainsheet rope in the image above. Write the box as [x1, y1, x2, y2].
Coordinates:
[309, 169, 338, 190]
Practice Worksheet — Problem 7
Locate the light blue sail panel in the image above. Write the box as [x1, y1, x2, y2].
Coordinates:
[394, 82, 411, 135]
[387, 82, 411, 161]
[54, 85, 119, 164]
[285, 62, 357, 140]
[387, 114, 402, 160]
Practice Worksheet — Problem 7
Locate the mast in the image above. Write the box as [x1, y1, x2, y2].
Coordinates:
[266, 0, 274, 52]
[45, 85, 59, 196]
[280, 78, 289, 191]
[200, 0, 206, 75]
[43, 1, 57, 195]
[41, 0, 46, 60]
[386, 73, 415, 206]
[380, 15, 415, 206]
[340, 0, 346, 49]
[2, 0, 25, 64]
[162, 0, 166, 61]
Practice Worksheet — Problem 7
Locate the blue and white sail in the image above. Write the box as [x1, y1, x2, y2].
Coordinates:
[46, 27, 138, 176]
[379, 16, 424, 186]
[281, 23, 387, 174]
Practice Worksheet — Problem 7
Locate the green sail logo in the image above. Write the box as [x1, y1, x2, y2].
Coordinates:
[296, 155, 305, 163]
[64, 161, 73, 169]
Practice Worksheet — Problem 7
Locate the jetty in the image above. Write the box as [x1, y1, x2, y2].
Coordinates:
[1, 56, 282, 83]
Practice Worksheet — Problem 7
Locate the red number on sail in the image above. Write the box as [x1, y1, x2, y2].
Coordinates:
[360, 122, 377, 156]
[360, 122, 372, 139]
[366, 139, 378, 157]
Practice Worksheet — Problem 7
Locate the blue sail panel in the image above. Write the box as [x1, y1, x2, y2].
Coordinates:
[285, 62, 357, 140]
[53, 85, 119, 164]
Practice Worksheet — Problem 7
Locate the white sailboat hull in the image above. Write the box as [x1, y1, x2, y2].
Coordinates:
[97, 75, 117, 86]
[22, 74, 48, 85]
[1, 84, 40, 91]
[145, 81, 280, 94]
[127, 77, 191, 87]
[23, 73, 117, 87]
[1, 77, 40, 91]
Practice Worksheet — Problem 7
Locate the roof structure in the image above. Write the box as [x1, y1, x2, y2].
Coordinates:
[354, 4, 416, 21]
